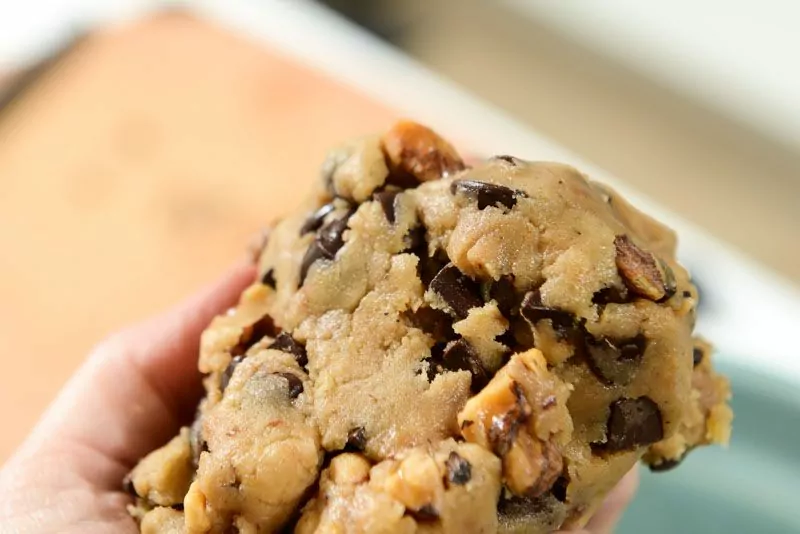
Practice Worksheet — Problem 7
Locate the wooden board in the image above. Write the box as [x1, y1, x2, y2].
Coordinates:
[0, 13, 395, 460]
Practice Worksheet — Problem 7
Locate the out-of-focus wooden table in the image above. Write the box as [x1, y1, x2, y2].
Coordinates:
[0, 14, 395, 461]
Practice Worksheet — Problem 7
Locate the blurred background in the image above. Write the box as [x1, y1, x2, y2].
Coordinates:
[0, 1, 798, 532]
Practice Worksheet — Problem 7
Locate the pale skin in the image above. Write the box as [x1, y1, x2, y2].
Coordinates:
[0, 261, 638, 534]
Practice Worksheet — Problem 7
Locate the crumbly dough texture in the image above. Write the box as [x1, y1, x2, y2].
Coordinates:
[127, 121, 732, 533]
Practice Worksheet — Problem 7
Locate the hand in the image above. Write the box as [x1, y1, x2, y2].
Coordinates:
[0, 261, 637, 534]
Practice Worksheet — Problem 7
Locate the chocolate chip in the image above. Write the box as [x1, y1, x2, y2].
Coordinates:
[318, 216, 350, 257]
[373, 190, 401, 224]
[520, 291, 583, 340]
[268, 332, 309, 368]
[232, 314, 280, 357]
[551, 476, 568, 502]
[494, 328, 518, 351]
[405, 224, 425, 253]
[488, 382, 532, 456]
[601, 397, 664, 451]
[585, 334, 647, 385]
[221, 355, 244, 392]
[275, 372, 304, 399]
[122, 474, 137, 497]
[682, 290, 692, 298]
[190, 413, 208, 467]
[408, 504, 439, 522]
[261, 268, 276, 288]
[693, 346, 704, 367]
[405, 306, 455, 342]
[429, 263, 482, 320]
[441, 339, 489, 392]
[592, 285, 630, 305]
[489, 275, 518, 317]
[649, 454, 686, 472]
[614, 235, 677, 302]
[460, 419, 474, 430]
[493, 155, 521, 166]
[445, 451, 472, 485]
[171, 503, 184, 511]
[299, 242, 327, 286]
[300, 203, 336, 235]
[450, 180, 527, 210]
[345, 427, 367, 451]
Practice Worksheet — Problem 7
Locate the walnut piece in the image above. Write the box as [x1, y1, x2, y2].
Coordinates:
[614, 234, 677, 302]
[381, 120, 465, 183]
[458, 349, 570, 498]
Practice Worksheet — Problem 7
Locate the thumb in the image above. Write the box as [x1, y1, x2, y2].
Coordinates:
[16, 261, 255, 471]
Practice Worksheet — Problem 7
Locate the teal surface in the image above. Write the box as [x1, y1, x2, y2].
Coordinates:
[619, 360, 800, 533]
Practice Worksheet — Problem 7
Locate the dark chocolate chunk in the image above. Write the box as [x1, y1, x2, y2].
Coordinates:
[489, 275, 518, 317]
[221, 355, 244, 392]
[592, 285, 630, 305]
[445, 451, 472, 485]
[520, 291, 583, 340]
[492, 155, 521, 166]
[345, 426, 367, 451]
[450, 179, 527, 210]
[268, 332, 309, 368]
[299, 242, 328, 286]
[551, 476, 568, 502]
[405, 306, 455, 342]
[300, 203, 336, 235]
[232, 314, 280, 357]
[405, 224, 426, 253]
[585, 334, 647, 385]
[373, 189, 401, 224]
[488, 382, 532, 456]
[261, 268, 276, 288]
[649, 454, 686, 472]
[494, 328, 518, 352]
[275, 372, 304, 399]
[441, 339, 489, 392]
[408, 504, 440, 522]
[318, 216, 350, 257]
[602, 397, 664, 451]
[429, 263, 482, 320]
[693, 346, 704, 367]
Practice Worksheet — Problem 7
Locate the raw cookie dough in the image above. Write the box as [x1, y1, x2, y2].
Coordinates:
[126, 121, 732, 533]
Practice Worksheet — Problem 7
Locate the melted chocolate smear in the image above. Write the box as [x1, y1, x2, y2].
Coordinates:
[649, 453, 687, 472]
[407, 504, 440, 522]
[345, 427, 367, 452]
[275, 372, 304, 399]
[445, 451, 472, 485]
[429, 263, 483, 320]
[596, 397, 664, 452]
[585, 334, 647, 386]
[299, 203, 336, 235]
[441, 339, 489, 393]
[551, 476, 569, 502]
[592, 285, 630, 306]
[405, 306, 456, 342]
[268, 332, 309, 368]
[450, 179, 527, 210]
[492, 155, 521, 166]
[373, 189, 401, 224]
[261, 268, 276, 288]
[489, 275, 518, 317]
[693, 346, 704, 367]
[221, 355, 245, 392]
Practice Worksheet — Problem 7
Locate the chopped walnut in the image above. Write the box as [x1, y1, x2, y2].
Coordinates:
[614, 234, 677, 302]
[458, 349, 572, 498]
[381, 120, 465, 183]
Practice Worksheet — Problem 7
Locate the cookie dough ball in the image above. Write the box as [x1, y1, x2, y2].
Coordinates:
[125, 121, 731, 533]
